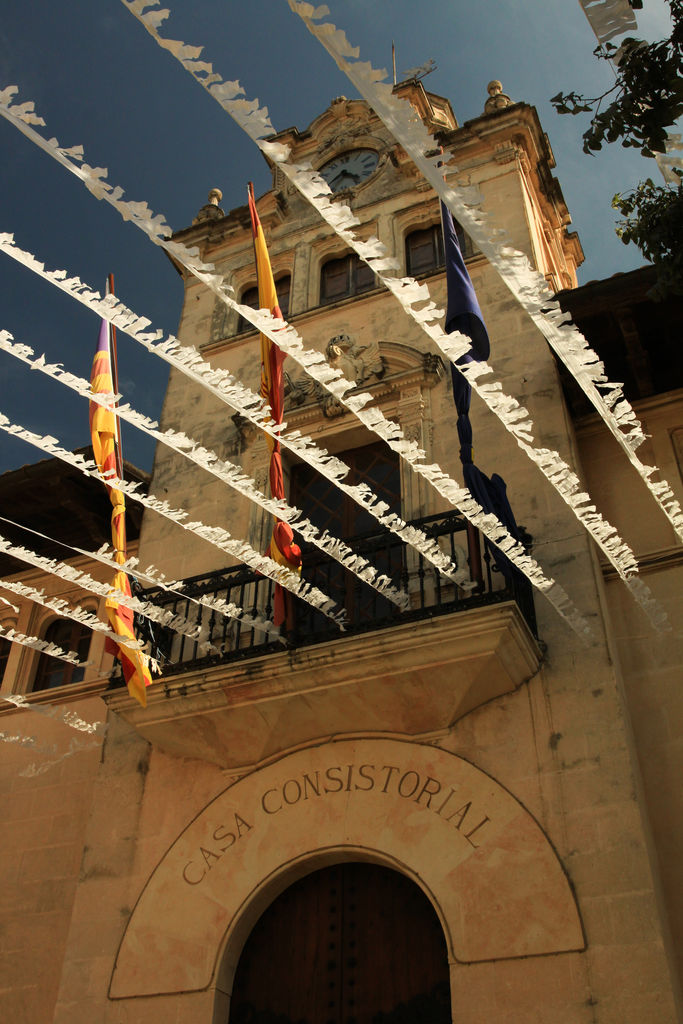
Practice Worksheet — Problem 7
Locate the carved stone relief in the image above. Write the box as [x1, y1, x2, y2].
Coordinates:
[316, 99, 371, 158]
[325, 334, 385, 386]
[484, 80, 513, 114]
[284, 334, 387, 419]
[210, 298, 231, 344]
[281, 373, 344, 420]
[231, 414, 259, 453]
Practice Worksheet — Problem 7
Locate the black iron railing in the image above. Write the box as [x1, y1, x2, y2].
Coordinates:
[133, 511, 537, 678]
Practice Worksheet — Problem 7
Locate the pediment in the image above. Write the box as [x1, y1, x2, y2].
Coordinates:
[269, 97, 393, 172]
[305, 97, 378, 154]
[283, 337, 443, 420]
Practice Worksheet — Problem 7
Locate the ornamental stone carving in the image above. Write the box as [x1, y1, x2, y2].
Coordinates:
[231, 413, 259, 450]
[422, 352, 444, 379]
[325, 334, 385, 386]
[484, 80, 513, 114]
[193, 187, 225, 224]
[210, 297, 230, 343]
[282, 372, 345, 419]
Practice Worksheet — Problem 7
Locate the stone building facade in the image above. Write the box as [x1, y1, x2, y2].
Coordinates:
[1, 83, 682, 1023]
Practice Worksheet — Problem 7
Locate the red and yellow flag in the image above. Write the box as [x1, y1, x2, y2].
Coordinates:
[247, 184, 302, 626]
[90, 315, 152, 707]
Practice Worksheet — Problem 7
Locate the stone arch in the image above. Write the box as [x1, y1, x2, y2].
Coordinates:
[214, 844, 451, 1007]
[109, 737, 584, 1001]
[222, 856, 450, 1024]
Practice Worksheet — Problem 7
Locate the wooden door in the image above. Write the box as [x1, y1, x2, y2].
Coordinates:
[228, 862, 451, 1024]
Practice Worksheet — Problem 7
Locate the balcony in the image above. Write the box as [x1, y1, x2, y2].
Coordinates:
[105, 512, 541, 769]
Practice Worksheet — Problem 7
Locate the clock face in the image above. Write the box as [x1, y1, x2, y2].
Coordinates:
[319, 149, 380, 192]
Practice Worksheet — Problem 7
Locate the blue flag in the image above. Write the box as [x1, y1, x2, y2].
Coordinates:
[441, 201, 521, 580]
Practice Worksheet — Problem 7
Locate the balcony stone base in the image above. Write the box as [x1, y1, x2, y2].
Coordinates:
[105, 602, 541, 770]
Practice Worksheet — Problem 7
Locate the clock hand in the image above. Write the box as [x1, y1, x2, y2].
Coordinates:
[330, 170, 360, 189]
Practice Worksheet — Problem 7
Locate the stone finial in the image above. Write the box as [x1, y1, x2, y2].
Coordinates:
[192, 187, 225, 225]
[484, 80, 513, 114]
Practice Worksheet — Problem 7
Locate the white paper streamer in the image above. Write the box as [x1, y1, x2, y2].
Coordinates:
[0, 86, 587, 634]
[578, 0, 638, 43]
[287, 1, 683, 549]
[0, 532, 225, 657]
[656, 133, 683, 185]
[0, 331, 409, 610]
[0, 411, 344, 627]
[0, 729, 47, 749]
[19, 735, 103, 777]
[0, 728, 103, 776]
[0, 233, 463, 588]
[577, 1, 683, 188]
[0, 622, 90, 669]
[1, 691, 106, 735]
[0, 513, 282, 646]
[0, 577, 148, 651]
[119, 2, 669, 632]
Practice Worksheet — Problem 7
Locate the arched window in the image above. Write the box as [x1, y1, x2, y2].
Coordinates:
[320, 254, 375, 304]
[237, 276, 291, 334]
[406, 221, 475, 276]
[32, 619, 90, 692]
[229, 862, 450, 1024]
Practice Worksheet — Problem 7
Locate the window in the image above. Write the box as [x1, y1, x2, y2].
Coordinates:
[237, 276, 290, 334]
[320, 254, 375, 304]
[32, 619, 90, 692]
[406, 221, 475, 276]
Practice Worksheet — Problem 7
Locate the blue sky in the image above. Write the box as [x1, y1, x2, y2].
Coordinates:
[0, 0, 674, 475]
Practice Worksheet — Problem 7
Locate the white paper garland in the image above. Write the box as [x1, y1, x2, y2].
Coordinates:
[0, 76, 466, 586]
[576, 3, 683, 187]
[0, 690, 106, 732]
[0, 690, 105, 777]
[0, 708, 102, 775]
[0, 731, 103, 777]
[0, 577, 148, 651]
[0, 237, 587, 637]
[0, 332, 410, 610]
[0, 411, 345, 627]
[0, 622, 90, 669]
[0, 532, 226, 658]
[1, 522, 279, 651]
[0, 512, 282, 643]
[578, 0, 638, 43]
[0, 88, 588, 634]
[118, 0, 668, 631]
[287, 1, 683, 549]
[0, 232, 465, 588]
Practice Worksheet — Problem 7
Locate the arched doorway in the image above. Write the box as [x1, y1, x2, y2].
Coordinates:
[228, 862, 451, 1024]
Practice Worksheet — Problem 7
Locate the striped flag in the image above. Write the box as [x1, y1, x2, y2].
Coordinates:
[90, 315, 152, 706]
[247, 183, 302, 626]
